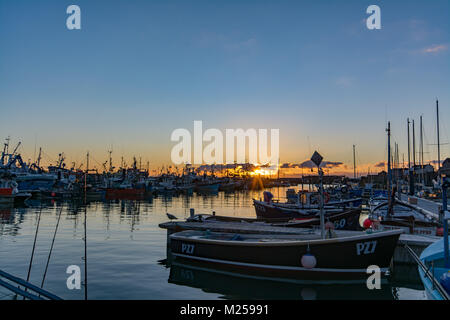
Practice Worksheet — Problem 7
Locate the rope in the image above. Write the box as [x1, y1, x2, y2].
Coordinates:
[84, 204, 88, 300]
[40, 205, 64, 288]
[26, 206, 43, 284]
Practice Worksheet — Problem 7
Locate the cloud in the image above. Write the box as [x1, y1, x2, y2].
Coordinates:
[422, 44, 448, 54]
[374, 161, 386, 168]
[298, 160, 343, 169]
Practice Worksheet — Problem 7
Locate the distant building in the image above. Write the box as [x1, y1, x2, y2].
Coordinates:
[440, 158, 450, 176]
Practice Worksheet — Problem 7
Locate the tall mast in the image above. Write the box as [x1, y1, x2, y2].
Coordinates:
[387, 122, 392, 192]
[420, 115, 424, 185]
[407, 118, 411, 169]
[412, 119, 416, 170]
[437, 99, 441, 179]
[353, 145, 356, 179]
[108, 149, 113, 173]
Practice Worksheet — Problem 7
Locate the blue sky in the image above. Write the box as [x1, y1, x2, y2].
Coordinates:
[0, 0, 449, 174]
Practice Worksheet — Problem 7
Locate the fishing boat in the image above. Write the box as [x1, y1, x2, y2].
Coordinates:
[418, 237, 450, 300]
[417, 177, 450, 300]
[195, 181, 220, 193]
[218, 180, 236, 192]
[272, 208, 362, 231]
[253, 197, 361, 222]
[253, 190, 362, 219]
[369, 190, 441, 236]
[105, 186, 145, 199]
[0, 178, 31, 204]
[169, 228, 402, 281]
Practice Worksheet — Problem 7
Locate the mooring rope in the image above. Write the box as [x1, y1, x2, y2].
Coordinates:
[40, 204, 64, 288]
[22, 205, 43, 299]
[26, 205, 43, 283]
[84, 204, 88, 300]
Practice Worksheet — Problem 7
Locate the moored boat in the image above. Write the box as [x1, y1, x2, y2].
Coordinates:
[253, 198, 360, 220]
[418, 237, 450, 300]
[170, 228, 403, 281]
[195, 181, 220, 193]
[105, 187, 145, 199]
[272, 208, 362, 231]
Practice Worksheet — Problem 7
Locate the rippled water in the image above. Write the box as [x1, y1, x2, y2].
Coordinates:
[0, 187, 427, 300]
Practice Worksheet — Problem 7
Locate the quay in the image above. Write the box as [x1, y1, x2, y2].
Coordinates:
[159, 219, 441, 265]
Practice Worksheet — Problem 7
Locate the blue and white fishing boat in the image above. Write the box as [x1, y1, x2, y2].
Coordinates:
[417, 180, 450, 300]
[418, 237, 450, 300]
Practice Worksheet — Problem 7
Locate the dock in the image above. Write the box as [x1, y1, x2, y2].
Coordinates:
[159, 220, 440, 264]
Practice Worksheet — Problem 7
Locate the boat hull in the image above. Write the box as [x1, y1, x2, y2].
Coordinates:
[105, 188, 145, 199]
[253, 199, 360, 225]
[170, 230, 402, 280]
[195, 183, 220, 193]
[275, 208, 362, 231]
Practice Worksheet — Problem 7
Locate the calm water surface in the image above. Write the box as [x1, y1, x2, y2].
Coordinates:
[0, 187, 427, 300]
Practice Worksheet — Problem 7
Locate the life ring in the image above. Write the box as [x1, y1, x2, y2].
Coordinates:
[324, 192, 330, 204]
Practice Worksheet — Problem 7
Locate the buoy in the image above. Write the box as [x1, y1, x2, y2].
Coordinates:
[301, 250, 317, 269]
[363, 218, 373, 229]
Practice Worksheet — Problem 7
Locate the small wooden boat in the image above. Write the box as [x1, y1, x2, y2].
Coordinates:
[170, 228, 403, 281]
[253, 199, 360, 220]
[186, 210, 361, 231]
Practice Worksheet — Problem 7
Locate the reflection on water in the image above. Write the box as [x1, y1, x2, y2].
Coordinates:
[0, 187, 426, 300]
[168, 260, 394, 300]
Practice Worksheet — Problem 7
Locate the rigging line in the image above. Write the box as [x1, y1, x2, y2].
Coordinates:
[84, 198, 88, 300]
[24, 205, 43, 296]
[40, 205, 64, 289]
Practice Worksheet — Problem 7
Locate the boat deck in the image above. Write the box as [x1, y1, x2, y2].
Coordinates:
[398, 193, 443, 220]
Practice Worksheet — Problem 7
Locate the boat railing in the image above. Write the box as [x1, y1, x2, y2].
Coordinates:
[403, 244, 449, 300]
[0, 269, 62, 300]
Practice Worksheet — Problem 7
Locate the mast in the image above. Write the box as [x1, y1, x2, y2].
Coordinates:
[412, 119, 416, 170]
[108, 149, 113, 173]
[387, 122, 392, 202]
[353, 145, 356, 179]
[407, 119, 411, 169]
[420, 115, 424, 185]
[37, 148, 42, 168]
[84, 151, 89, 300]
[437, 99, 441, 179]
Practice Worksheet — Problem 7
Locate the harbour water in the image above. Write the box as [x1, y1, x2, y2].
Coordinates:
[0, 187, 428, 300]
